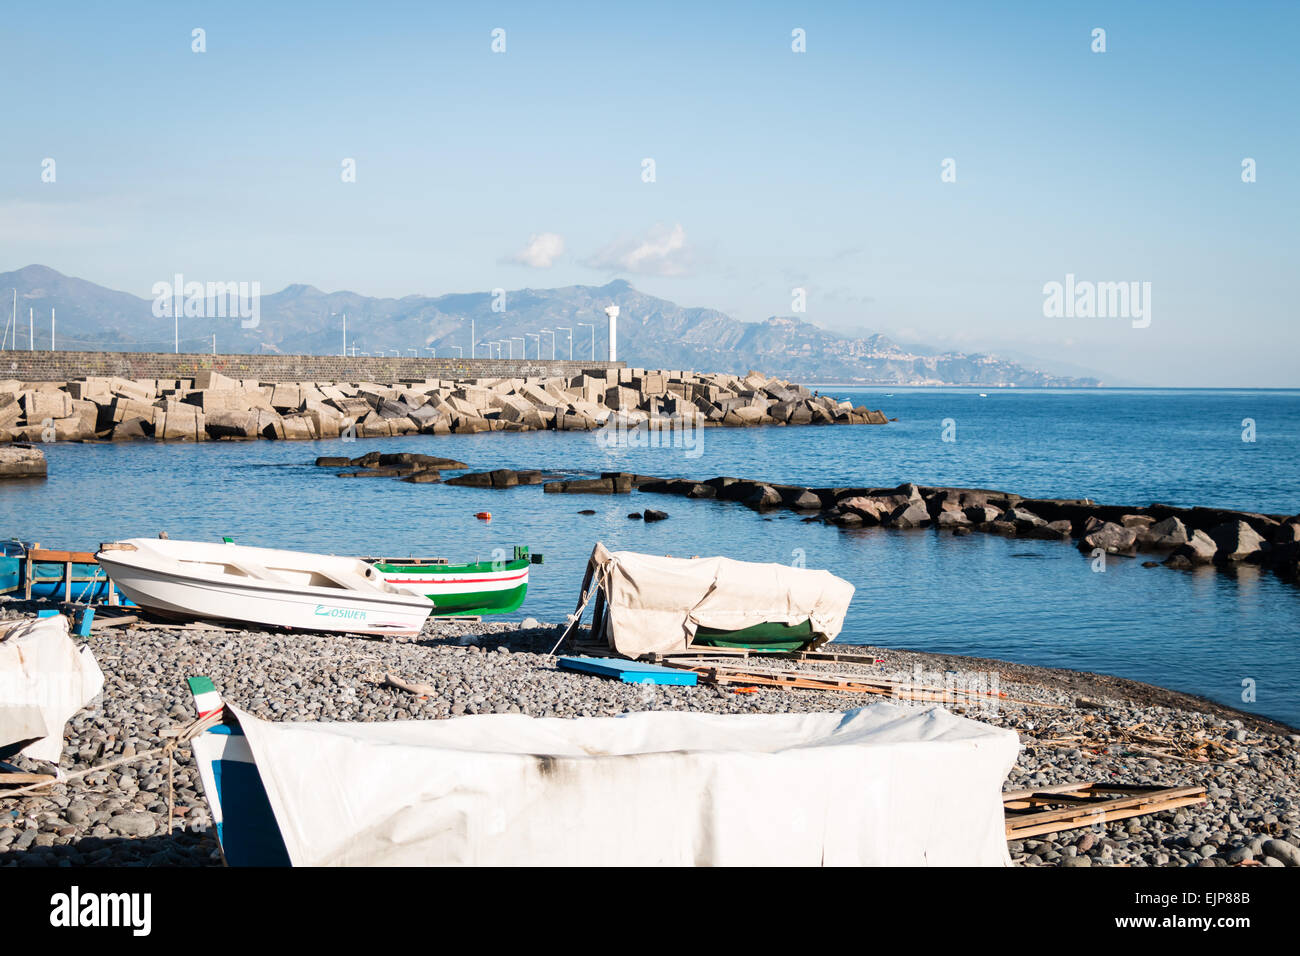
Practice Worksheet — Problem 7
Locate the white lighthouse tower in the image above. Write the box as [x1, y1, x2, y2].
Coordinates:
[604, 305, 619, 362]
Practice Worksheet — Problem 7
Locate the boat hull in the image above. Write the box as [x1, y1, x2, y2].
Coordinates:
[97, 545, 432, 637]
[376, 558, 529, 616]
[693, 619, 815, 652]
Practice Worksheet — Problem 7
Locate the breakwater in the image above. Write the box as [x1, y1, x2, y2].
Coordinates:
[328, 453, 1300, 586]
[0, 367, 888, 443]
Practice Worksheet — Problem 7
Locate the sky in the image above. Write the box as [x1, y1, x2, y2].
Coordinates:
[1, 0, 1297, 386]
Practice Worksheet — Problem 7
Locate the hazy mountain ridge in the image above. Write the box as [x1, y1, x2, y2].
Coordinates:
[0, 265, 1101, 386]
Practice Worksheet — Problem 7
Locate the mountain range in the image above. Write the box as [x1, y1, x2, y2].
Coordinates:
[0, 265, 1101, 387]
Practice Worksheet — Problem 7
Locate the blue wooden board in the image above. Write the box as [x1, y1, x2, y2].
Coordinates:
[557, 656, 697, 686]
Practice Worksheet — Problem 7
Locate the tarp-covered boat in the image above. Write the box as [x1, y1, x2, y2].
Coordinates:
[95, 539, 433, 636]
[373, 546, 533, 615]
[560, 542, 855, 655]
[188, 688, 1020, 866]
[0, 615, 104, 763]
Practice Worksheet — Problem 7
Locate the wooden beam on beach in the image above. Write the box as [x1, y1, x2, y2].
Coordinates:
[657, 659, 1058, 707]
[0, 759, 56, 788]
[89, 613, 138, 631]
[1003, 782, 1207, 839]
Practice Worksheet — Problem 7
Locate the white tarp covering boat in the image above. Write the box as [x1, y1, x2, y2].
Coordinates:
[204, 701, 1019, 866]
[0, 615, 104, 763]
[95, 538, 433, 636]
[562, 542, 856, 657]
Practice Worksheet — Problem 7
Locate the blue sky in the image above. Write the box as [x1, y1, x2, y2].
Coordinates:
[2, 1, 1296, 385]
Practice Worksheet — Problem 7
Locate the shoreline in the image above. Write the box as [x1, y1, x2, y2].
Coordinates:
[1, 609, 1297, 867]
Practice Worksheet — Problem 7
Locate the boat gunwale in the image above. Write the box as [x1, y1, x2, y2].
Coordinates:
[95, 552, 434, 610]
[372, 557, 530, 576]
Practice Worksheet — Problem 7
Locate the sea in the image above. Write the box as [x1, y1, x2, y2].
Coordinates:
[3, 387, 1299, 727]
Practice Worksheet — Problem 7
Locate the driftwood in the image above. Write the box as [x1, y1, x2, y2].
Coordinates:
[1031, 715, 1263, 764]
[382, 672, 438, 697]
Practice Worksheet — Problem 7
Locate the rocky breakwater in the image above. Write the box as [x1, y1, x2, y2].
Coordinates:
[634, 478, 1300, 585]
[0, 368, 888, 444]
[0, 443, 46, 479]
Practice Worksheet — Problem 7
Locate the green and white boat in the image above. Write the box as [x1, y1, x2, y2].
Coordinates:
[371, 546, 534, 616]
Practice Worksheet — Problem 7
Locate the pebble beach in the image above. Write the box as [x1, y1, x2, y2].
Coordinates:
[1, 609, 1297, 868]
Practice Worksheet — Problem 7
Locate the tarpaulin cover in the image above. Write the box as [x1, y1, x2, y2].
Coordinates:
[227, 701, 1020, 866]
[582, 542, 856, 656]
[0, 615, 104, 762]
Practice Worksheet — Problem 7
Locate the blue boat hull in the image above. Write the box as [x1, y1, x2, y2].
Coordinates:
[191, 720, 291, 867]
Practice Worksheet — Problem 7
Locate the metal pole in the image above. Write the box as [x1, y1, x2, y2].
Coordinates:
[30, 308, 33, 351]
[471, 319, 475, 359]
[342, 313, 347, 357]
[51, 309, 55, 351]
[212, 333, 216, 355]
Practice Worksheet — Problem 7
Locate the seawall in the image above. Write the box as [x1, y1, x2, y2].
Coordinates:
[0, 350, 623, 384]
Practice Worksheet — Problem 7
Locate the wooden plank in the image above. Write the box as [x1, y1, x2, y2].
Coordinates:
[660, 659, 1054, 706]
[1007, 786, 1206, 826]
[90, 613, 138, 630]
[0, 772, 56, 786]
[0, 759, 56, 787]
[1003, 784, 1206, 838]
[783, 649, 886, 665]
[1007, 795, 1206, 839]
[27, 549, 97, 563]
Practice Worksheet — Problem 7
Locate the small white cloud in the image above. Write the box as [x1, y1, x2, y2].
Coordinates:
[586, 223, 690, 276]
[508, 232, 565, 268]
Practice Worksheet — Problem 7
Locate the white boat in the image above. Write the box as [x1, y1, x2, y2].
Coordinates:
[95, 539, 433, 636]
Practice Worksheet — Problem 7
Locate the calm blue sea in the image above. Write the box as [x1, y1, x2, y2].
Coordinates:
[3, 388, 1299, 727]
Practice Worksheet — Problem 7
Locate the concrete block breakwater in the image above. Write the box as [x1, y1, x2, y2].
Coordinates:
[0, 367, 889, 443]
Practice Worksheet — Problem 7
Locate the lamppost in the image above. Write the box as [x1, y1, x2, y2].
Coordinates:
[525, 333, 540, 358]
[577, 322, 595, 359]
[539, 328, 556, 359]
[556, 326, 573, 360]
[446, 346, 463, 358]
[512, 336, 524, 357]
[425, 348, 436, 356]
[407, 348, 418, 356]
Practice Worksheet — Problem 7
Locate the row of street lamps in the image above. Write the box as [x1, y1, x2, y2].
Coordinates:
[330, 312, 598, 361]
[478, 324, 596, 360]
